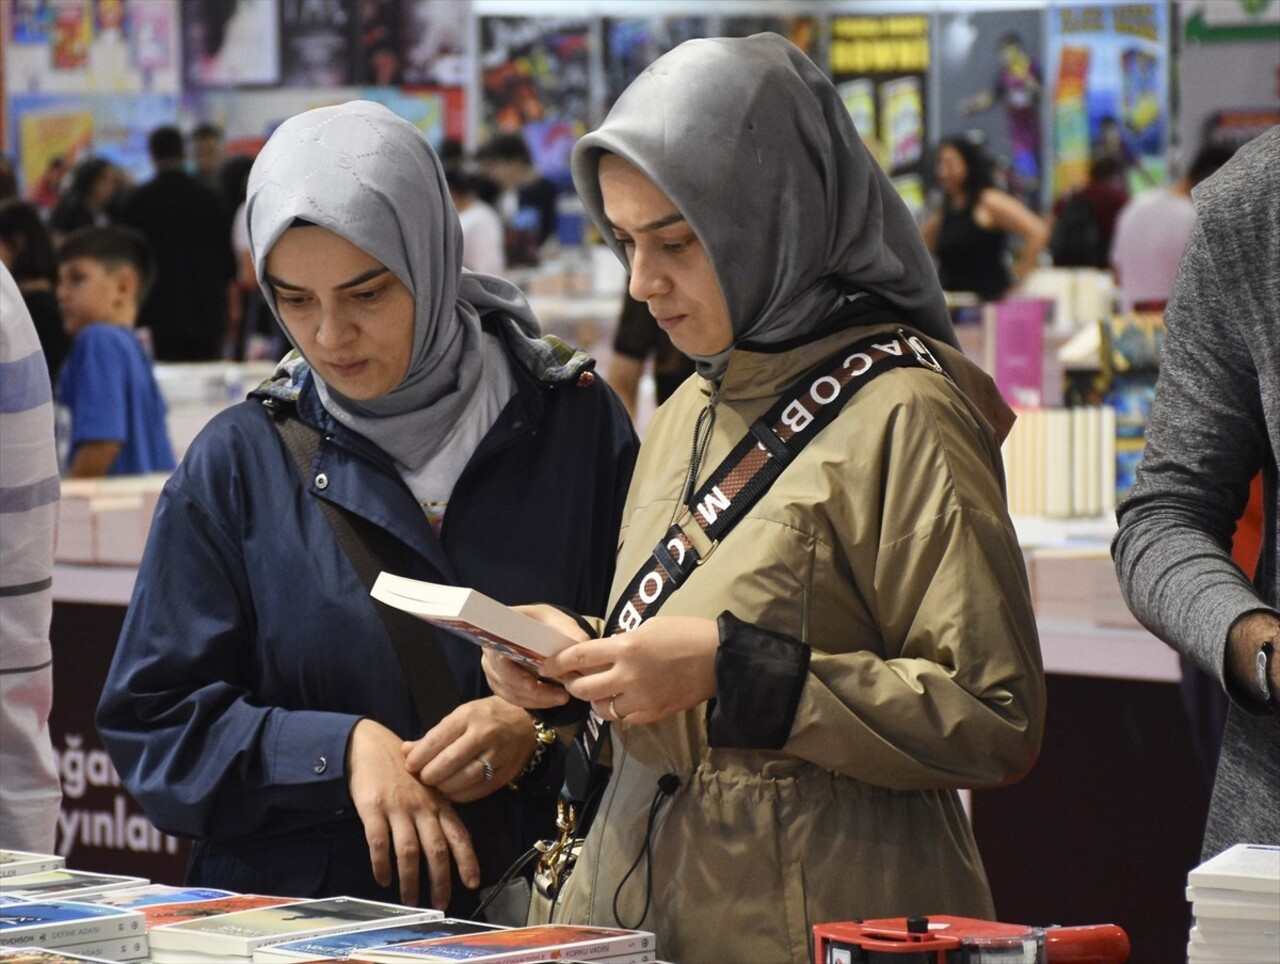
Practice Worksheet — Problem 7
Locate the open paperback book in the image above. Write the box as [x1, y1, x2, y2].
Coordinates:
[370, 573, 579, 671]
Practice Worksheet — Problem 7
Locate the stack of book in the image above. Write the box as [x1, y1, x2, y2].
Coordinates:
[1001, 404, 1117, 519]
[0, 849, 657, 963]
[55, 474, 168, 566]
[0, 893, 148, 961]
[1186, 843, 1280, 963]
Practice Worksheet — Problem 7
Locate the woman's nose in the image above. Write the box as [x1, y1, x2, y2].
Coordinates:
[628, 247, 670, 302]
[315, 305, 356, 347]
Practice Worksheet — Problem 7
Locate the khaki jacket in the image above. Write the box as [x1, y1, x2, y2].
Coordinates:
[554, 324, 1044, 963]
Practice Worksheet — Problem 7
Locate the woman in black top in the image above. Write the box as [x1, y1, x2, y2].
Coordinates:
[921, 135, 1047, 302]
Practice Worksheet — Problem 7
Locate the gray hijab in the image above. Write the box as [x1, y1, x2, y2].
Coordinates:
[246, 100, 540, 495]
[572, 33, 957, 381]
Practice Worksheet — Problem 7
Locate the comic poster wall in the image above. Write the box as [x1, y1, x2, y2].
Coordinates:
[829, 13, 931, 220]
[1046, 2, 1170, 200]
[602, 17, 707, 111]
[279, 0, 360, 88]
[479, 15, 590, 186]
[6, 0, 181, 95]
[936, 9, 1046, 211]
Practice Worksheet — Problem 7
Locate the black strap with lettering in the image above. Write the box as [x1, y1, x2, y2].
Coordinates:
[562, 328, 944, 812]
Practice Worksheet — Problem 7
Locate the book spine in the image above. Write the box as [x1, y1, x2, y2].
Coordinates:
[0, 912, 144, 947]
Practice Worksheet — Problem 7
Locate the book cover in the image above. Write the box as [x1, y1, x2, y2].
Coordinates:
[985, 299, 1048, 408]
[141, 894, 303, 929]
[0, 853, 64, 881]
[370, 573, 577, 670]
[147, 895, 440, 956]
[0, 896, 145, 949]
[356, 923, 655, 963]
[0, 871, 149, 901]
[1188, 843, 1280, 895]
[252, 917, 499, 962]
[77, 885, 233, 909]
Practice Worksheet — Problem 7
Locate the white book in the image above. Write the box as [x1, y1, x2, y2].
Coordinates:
[0, 872, 149, 902]
[1187, 884, 1280, 908]
[355, 923, 656, 963]
[0, 947, 115, 963]
[370, 573, 578, 671]
[0, 852, 65, 880]
[1190, 922, 1280, 948]
[57, 933, 149, 961]
[1188, 943, 1280, 964]
[147, 895, 439, 958]
[1043, 408, 1072, 519]
[1193, 898, 1280, 922]
[0, 896, 145, 949]
[252, 917, 501, 962]
[1189, 843, 1280, 894]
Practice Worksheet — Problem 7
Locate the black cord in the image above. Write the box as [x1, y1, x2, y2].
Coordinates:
[472, 844, 539, 921]
[612, 773, 680, 930]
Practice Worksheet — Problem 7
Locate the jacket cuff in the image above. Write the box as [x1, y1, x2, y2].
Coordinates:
[706, 611, 810, 750]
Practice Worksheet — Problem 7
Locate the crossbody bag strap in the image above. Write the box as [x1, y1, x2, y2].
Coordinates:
[562, 327, 946, 809]
[271, 406, 461, 731]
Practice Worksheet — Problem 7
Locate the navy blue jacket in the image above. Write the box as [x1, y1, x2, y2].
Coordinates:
[96, 337, 637, 915]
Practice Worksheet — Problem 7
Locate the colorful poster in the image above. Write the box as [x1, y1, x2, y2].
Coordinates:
[93, 0, 125, 34]
[400, 0, 470, 87]
[52, 0, 92, 70]
[11, 0, 55, 44]
[184, 0, 279, 88]
[829, 14, 931, 219]
[18, 107, 94, 197]
[1047, 3, 1170, 199]
[279, 0, 359, 88]
[602, 16, 707, 110]
[479, 16, 590, 182]
[130, 0, 174, 72]
[937, 9, 1045, 210]
[359, 86, 466, 148]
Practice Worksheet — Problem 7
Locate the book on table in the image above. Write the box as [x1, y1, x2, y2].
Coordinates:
[138, 893, 302, 930]
[251, 917, 501, 962]
[370, 573, 579, 671]
[0, 872, 149, 902]
[1, 946, 126, 962]
[77, 885, 233, 910]
[1188, 843, 1280, 894]
[0, 895, 146, 950]
[0, 852, 65, 881]
[354, 923, 656, 963]
[146, 895, 441, 958]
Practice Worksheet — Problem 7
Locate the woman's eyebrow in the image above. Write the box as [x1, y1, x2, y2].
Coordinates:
[264, 266, 391, 291]
[608, 213, 688, 234]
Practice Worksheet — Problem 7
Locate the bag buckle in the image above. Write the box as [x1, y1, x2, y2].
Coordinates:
[533, 799, 581, 899]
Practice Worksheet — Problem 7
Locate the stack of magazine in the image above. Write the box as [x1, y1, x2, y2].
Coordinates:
[0, 848, 656, 963]
[1186, 843, 1280, 963]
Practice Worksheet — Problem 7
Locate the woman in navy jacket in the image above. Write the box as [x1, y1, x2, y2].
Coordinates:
[96, 101, 637, 918]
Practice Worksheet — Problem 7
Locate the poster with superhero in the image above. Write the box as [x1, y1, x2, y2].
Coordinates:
[1047, 2, 1169, 199]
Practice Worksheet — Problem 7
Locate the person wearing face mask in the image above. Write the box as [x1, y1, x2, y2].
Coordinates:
[475, 34, 1045, 963]
[95, 101, 638, 918]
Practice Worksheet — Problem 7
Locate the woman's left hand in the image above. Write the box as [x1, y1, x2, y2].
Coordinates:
[402, 696, 536, 802]
[539, 616, 719, 726]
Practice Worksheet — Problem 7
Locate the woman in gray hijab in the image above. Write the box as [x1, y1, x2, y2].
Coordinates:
[97, 101, 638, 918]
[483, 35, 1044, 962]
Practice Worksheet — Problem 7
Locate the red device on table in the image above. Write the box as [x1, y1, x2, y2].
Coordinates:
[812, 915, 1130, 963]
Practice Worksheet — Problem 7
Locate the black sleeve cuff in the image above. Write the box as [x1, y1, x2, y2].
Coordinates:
[706, 611, 811, 750]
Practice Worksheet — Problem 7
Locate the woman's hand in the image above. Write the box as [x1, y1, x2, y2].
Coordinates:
[401, 696, 538, 802]
[540, 616, 719, 726]
[346, 718, 478, 909]
[480, 604, 589, 709]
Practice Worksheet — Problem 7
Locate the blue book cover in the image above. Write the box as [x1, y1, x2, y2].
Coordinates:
[255, 917, 499, 961]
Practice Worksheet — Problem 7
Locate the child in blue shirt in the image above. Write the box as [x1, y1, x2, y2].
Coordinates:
[55, 225, 175, 477]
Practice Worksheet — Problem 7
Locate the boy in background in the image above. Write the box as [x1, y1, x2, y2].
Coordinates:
[55, 226, 175, 478]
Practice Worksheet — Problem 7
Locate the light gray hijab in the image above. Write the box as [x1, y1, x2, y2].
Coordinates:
[572, 33, 957, 381]
[246, 100, 540, 499]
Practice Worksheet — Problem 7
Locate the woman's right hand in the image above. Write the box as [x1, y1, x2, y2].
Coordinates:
[346, 718, 479, 909]
[481, 604, 586, 709]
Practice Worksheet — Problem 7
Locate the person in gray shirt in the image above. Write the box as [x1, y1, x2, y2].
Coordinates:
[1112, 125, 1278, 860]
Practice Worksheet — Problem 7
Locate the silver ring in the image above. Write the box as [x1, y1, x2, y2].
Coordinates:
[479, 758, 494, 782]
[608, 698, 622, 722]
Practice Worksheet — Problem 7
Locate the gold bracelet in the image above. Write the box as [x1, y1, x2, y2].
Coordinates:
[509, 718, 558, 790]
